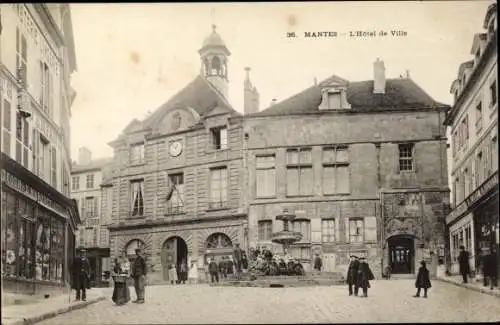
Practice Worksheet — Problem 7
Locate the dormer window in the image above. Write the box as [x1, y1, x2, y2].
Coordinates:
[210, 126, 228, 150]
[318, 86, 350, 111]
[474, 48, 481, 66]
[328, 91, 341, 109]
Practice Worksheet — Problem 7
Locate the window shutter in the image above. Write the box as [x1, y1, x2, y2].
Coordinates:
[344, 218, 350, 243]
[80, 197, 85, 218]
[364, 216, 378, 242]
[413, 144, 418, 173]
[94, 197, 99, 217]
[394, 144, 400, 174]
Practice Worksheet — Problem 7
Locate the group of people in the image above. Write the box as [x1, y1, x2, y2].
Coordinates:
[457, 245, 498, 290]
[71, 247, 147, 306]
[167, 260, 199, 285]
[345, 255, 432, 298]
[206, 243, 245, 283]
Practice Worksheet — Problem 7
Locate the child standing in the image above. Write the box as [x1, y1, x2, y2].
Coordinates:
[168, 264, 178, 285]
[413, 260, 431, 298]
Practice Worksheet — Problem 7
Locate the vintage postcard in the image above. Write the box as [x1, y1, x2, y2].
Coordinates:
[1, 1, 499, 324]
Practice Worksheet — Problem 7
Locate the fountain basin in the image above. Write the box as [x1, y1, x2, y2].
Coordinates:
[271, 231, 303, 245]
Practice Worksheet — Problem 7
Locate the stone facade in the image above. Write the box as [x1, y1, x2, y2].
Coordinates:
[242, 80, 450, 278]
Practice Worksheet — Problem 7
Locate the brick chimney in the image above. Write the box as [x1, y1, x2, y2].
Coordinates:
[373, 58, 386, 94]
[78, 147, 92, 165]
[243, 67, 260, 115]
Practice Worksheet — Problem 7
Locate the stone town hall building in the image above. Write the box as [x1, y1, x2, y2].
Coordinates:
[106, 25, 451, 281]
[105, 26, 250, 283]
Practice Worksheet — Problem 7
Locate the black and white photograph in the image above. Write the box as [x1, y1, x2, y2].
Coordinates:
[0, 1, 499, 324]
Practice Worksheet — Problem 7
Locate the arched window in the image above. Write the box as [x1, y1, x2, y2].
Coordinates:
[203, 58, 210, 76]
[206, 233, 232, 249]
[125, 239, 144, 263]
[211, 57, 221, 75]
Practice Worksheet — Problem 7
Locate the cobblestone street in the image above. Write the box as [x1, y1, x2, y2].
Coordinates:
[38, 280, 500, 324]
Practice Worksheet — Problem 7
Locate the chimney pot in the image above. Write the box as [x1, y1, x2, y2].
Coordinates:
[373, 58, 386, 94]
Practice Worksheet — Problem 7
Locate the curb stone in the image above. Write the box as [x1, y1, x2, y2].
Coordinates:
[2, 296, 106, 325]
[437, 277, 500, 298]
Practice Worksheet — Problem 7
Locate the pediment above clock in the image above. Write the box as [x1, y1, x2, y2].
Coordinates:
[157, 106, 200, 135]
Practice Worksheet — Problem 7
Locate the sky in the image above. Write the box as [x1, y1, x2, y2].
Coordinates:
[68, 1, 492, 161]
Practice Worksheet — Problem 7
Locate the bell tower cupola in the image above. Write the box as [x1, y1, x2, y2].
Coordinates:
[199, 25, 231, 99]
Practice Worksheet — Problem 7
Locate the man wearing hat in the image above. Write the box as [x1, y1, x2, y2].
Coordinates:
[346, 255, 359, 296]
[131, 248, 147, 303]
[71, 248, 91, 301]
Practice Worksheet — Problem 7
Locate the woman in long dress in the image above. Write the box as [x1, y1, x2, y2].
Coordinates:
[111, 258, 131, 306]
[188, 262, 198, 284]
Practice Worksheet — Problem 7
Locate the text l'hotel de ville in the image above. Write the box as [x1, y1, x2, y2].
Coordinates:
[287, 30, 408, 38]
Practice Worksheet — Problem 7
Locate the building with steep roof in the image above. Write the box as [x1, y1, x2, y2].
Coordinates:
[241, 58, 451, 277]
[1, 4, 80, 296]
[445, 2, 498, 279]
[105, 26, 248, 284]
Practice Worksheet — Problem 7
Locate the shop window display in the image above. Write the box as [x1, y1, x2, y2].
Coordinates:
[18, 200, 35, 280]
[50, 217, 65, 281]
[36, 211, 51, 280]
[4, 192, 18, 277]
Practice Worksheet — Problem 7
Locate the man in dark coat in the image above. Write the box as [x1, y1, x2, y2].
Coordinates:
[314, 254, 323, 272]
[482, 249, 498, 290]
[209, 258, 219, 283]
[356, 258, 375, 297]
[71, 248, 91, 301]
[413, 260, 431, 298]
[233, 244, 243, 274]
[346, 255, 360, 296]
[131, 248, 147, 303]
[219, 256, 227, 279]
[458, 245, 470, 283]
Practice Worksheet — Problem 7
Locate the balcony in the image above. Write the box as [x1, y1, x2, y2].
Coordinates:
[164, 205, 184, 215]
[208, 200, 228, 211]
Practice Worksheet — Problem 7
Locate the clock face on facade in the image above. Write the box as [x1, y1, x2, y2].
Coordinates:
[169, 141, 183, 157]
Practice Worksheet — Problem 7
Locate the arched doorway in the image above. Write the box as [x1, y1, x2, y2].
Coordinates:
[161, 236, 188, 281]
[204, 232, 233, 265]
[387, 235, 415, 274]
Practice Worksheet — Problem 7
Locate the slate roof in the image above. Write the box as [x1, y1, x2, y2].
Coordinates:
[250, 75, 448, 117]
[140, 75, 238, 130]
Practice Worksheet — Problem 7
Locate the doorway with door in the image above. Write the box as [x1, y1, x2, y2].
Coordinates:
[161, 236, 188, 282]
[388, 235, 415, 274]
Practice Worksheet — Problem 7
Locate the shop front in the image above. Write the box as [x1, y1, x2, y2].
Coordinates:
[1, 153, 80, 295]
[447, 171, 499, 279]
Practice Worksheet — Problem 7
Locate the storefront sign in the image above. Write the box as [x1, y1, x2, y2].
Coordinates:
[446, 201, 468, 224]
[465, 172, 499, 208]
[1, 170, 65, 215]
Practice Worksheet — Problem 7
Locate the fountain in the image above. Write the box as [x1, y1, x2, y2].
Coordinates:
[210, 208, 346, 287]
[272, 208, 303, 255]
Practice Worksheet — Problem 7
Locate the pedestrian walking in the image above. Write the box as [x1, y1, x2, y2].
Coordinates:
[356, 257, 374, 298]
[71, 248, 91, 302]
[131, 248, 147, 304]
[482, 248, 498, 290]
[413, 260, 431, 298]
[188, 261, 199, 284]
[346, 255, 360, 296]
[209, 258, 219, 283]
[458, 245, 471, 283]
[314, 253, 323, 272]
[168, 264, 178, 284]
